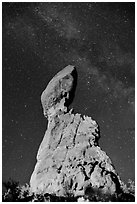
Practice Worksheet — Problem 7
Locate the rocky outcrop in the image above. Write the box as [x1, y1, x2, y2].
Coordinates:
[30, 65, 121, 197]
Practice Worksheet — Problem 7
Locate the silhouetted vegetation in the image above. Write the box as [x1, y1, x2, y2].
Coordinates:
[2, 179, 135, 202]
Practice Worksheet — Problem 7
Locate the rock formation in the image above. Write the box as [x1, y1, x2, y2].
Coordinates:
[30, 65, 122, 198]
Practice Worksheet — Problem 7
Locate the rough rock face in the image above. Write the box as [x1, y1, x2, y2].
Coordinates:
[30, 65, 121, 197]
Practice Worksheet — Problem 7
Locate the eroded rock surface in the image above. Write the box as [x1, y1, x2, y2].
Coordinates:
[30, 65, 121, 197]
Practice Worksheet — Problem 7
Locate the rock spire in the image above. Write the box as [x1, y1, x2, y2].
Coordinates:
[30, 65, 122, 197]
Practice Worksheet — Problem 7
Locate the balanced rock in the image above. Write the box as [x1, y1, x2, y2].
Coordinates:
[30, 65, 121, 197]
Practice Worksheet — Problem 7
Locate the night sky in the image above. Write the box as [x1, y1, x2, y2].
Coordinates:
[2, 2, 135, 186]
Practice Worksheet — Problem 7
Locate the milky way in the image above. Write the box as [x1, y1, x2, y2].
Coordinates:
[3, 2, 134, 185]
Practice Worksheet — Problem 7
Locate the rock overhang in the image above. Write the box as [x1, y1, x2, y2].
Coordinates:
[41, 65, 77, 118]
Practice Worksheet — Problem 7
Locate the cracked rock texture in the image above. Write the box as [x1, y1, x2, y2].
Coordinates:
[30, 65, 121, 197]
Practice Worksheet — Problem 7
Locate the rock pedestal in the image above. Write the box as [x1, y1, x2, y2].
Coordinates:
[30, 65, 121, 197]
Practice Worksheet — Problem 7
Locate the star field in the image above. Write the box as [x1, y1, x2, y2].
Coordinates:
[2, 2, 134, 185]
